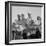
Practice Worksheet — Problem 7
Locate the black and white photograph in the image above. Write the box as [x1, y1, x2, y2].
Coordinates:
[5, 1, 45, 45]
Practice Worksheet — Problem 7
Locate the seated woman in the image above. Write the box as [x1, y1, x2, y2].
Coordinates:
[29, 27, 41, 39]
[22, 33, 27, 39]
[22, 27, 31, 39]
[35, 27, 41, 38]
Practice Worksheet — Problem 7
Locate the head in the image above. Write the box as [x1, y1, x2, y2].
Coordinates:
[28, 13, 31, 18]
[17, 14, 20, 21]
[37, 16, 41, 21]
[21, 14, 24, 20]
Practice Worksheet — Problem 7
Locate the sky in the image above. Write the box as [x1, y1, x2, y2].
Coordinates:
[12, 6, 41, 23]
